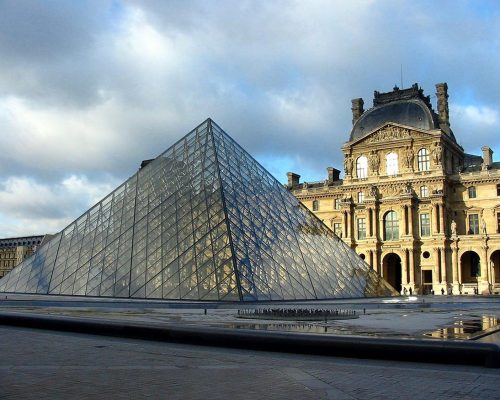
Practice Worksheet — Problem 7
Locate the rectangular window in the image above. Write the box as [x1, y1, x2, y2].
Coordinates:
[334, 199, 341, 210]
[497, 184, 500, 196]
[497, 213, 500, 234]
[333, 223, 342, 237]
[420, 213, 431, 237]
[468, 214, 479, 234]
[357, 192, 364, 204]
[357, 218, 366, 240]
[312, 200, 319, 211]
[468, 186, 477, 199]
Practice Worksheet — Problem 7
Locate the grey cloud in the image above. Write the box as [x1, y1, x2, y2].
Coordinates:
[0, 0, 499, 235]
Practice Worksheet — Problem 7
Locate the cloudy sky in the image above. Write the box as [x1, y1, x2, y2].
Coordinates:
[0, 0, 499, 237]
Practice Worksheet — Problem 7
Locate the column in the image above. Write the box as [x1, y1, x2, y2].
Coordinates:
[408, 205, 414, 237]
[343, 211, 348, 239]
[408, 248, 415, 285]
[402, 249, 409, 286]
[477, 246, 489, 294]
[367, 207, 373, 238]
[379, 214, 384, 242]
[402, 206, 407, 235]
[433, 205, 439, 234]
[440, 205, 446, 235]
[376, 249, 382, 275]
[433, 248, 440, 290]
[451, 244, 458, 284]
[440, 247, 447, 284]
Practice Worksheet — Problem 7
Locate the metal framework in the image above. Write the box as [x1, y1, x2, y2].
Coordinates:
[0, 119, 395, 300]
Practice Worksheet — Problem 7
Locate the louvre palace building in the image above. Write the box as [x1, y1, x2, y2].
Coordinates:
[289, 83, 500, 296]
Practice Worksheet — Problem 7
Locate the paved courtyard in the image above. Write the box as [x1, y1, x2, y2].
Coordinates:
[1, 325, 499, 400]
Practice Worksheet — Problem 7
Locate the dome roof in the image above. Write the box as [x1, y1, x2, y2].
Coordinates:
[350, 98, 439, 142]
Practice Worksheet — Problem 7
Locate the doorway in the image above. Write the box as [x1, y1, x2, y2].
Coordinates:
[383, 253, 402, 293]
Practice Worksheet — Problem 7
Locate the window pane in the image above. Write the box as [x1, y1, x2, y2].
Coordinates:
[312, 200, 319, 211]
[418, 148, 430, 171]
[384, 211, 399, 240]
[356, 156, 368, 179]
[468, 214, 479, 234]
[420, 213, 430, 237]
[386, 153, 399, 176]
[357, 218, 366, 240]
[333, 223, 342, 237]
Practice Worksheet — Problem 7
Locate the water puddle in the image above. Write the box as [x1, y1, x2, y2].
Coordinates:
[423, 315, 499, 340]
[225, 322, 409, 337]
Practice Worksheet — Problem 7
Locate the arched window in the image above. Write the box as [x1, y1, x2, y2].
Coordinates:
[384, 211, 399, 241]
[417, 148, 430, 171]
[386, 152, 399, 176]
[356, 156, 368, 179]
[312, 200, 319, 211]
[420, 185, 429, 198]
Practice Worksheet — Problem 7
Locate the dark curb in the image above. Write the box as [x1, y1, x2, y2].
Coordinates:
[0, 311, 498, 368]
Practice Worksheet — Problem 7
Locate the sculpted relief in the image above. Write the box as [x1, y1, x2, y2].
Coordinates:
[363, 126, 411, 144]
[368, 150, 380, 174]
[344, 155, 353, 175]
[403, 145, 414, 170]
[432, 142, 442, 165]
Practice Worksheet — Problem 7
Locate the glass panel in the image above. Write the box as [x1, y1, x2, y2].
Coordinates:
[0, 119, 394, 301]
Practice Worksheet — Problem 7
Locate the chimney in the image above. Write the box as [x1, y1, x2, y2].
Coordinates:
[351, 98, 364, 125]
[435, 83, 450, 131]
[287, 172, 300, 189]
[481, 146, 493, 170]
[327, 167, 340, 184]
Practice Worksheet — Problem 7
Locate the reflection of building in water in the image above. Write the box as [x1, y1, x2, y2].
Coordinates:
[289, 83, 500, 295]
[0, 235, 51, 278]
[424, 316, 498, 339]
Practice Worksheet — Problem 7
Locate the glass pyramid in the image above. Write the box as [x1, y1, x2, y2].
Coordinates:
[0, 119, 395, 301]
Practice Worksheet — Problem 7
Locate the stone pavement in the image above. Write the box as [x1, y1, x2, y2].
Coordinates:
[0, 326, 498, 400]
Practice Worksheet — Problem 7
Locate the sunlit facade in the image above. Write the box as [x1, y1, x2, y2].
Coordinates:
[290, 83, 500, 295]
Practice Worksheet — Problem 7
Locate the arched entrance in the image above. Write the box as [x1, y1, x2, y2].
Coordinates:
[382, 253, 402, 293]
[490, 250, 500, 284]
[460, 251, 481, 283]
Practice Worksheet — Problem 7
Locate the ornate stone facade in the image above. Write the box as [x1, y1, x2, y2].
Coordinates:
[0, 236, 47, 278]
[289, 83, 500, 295]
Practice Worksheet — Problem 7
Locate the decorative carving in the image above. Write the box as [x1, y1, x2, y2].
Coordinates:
[403, 145, 414, 169]
[344, 155, 353, 175]
[364, 126, 411, 143]
[451, 220, 457, 236]
[383, 184, 402, 197]
[404, 181, 413, 194]
[369, 185, 378, 198]
[432, 142, 442, 165]
[368, 150, 380, 174]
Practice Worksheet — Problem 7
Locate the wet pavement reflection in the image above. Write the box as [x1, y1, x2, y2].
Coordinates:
[424, 315, 499, 340]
